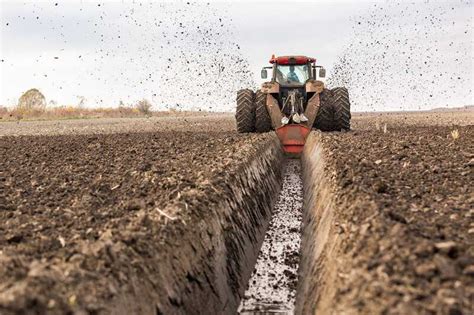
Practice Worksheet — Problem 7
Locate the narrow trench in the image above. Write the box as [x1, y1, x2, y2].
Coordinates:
[238, 159, 303, 314]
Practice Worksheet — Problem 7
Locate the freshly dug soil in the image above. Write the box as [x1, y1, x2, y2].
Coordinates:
[311, 124, 473, 314]
[0, 130, 283, 314]
[1, 111, 472, 314]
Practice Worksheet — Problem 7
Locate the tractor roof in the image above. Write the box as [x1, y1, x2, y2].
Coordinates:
[269, 55, 316, 65]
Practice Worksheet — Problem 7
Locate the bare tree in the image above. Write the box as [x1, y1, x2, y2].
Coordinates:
[136, 99, 152, 116]
[18, 89, 46, 109]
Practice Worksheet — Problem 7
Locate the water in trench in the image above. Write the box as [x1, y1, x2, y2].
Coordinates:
[238, 159, 303, 314]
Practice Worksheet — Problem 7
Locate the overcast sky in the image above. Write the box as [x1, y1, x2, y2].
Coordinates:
[0, 0, 473, 111]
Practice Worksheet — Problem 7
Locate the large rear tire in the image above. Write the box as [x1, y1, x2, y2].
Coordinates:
[333, 87, 351, 131]
[236, 89, 255, 133]
[313, 88, 336, 131]
[255, 90, 272, 133]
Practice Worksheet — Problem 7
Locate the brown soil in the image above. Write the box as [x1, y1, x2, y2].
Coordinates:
[0, 129, 282, 314]
[0, 113, 234, 137]
[1, 111, 472, 314]
[351, 109, 474, 130]
[317, 123, 473, 314]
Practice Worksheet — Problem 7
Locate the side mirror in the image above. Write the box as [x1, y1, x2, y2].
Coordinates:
[261, 69, 268, 79]
[319, 68, 326, 78]
[312, 67, 317, 79]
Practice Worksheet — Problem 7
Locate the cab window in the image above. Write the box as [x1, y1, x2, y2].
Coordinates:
[275, 65, 309, 85]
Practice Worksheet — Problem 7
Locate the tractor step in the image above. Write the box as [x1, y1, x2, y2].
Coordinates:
[275, 124, 311, 157]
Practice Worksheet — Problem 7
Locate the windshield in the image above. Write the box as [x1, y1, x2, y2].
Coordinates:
[275, 64, 309, 85]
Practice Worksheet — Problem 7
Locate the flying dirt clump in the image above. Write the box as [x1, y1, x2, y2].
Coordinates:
[1, 2, 254, 110]
[328, 1, 473, 112]
[100, 1, 256, 111]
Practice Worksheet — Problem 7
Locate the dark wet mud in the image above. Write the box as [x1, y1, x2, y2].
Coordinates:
[321, 125, 474, 314]
[297, 123, 473, 315]
[239, 160, 303, 314]
[0, 130, 284, 314]
[1, 113, 472, 314]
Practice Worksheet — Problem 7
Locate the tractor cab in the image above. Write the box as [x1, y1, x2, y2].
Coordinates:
[261, 55, 326, 86]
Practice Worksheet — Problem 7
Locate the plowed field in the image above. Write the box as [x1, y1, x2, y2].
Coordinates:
[1, 110, 472, 314]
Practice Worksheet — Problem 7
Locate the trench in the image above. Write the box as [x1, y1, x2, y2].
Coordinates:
[105, 133, 333, 315]
[234, 133, 335, 315]
[1, 132, 334, 314]
[112, 133, 333, 315]
[238, 160, 303, 314]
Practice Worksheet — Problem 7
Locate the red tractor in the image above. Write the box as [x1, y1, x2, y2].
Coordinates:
[236, 55, 350, 154]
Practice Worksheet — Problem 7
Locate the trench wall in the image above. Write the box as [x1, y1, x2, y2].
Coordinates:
[295, 132, 341, 315]
[110, 136, 285, 315]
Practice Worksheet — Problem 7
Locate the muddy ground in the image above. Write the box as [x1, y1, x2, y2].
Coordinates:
[0, 125, 280, 314]
[1, 110, 471, 137]
[0, 110, 473, 314]
[320, 120, 473, 314]
[239, 160, 303, 313]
